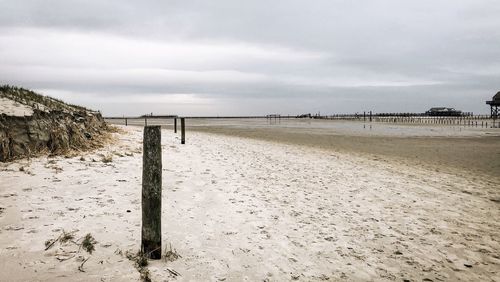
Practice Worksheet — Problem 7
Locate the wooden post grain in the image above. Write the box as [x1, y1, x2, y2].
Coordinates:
[181, 118, 185, 144]
[141, 126, 162, 259]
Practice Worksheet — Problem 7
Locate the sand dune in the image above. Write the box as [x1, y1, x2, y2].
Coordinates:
[0, 126, 499, 281]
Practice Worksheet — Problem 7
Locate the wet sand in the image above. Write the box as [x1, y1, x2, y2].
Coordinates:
[192, 125, 500, 181]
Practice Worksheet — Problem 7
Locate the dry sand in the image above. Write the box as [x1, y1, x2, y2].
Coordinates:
[0, 97, 34, 116]
[1, 126, 499, 281]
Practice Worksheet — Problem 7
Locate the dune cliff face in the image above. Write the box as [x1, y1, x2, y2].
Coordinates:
[0, 86, 108, 161]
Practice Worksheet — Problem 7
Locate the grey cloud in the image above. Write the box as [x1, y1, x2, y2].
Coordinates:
[0, 0, 499, 115]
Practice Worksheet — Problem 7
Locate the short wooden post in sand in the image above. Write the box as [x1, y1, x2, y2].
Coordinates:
[125, 118, 128, 126]
[141, 126, 162, 259]
[369, 111, 372, 122]
[181, 118, 186, 144]
[174, 118, 177, 133]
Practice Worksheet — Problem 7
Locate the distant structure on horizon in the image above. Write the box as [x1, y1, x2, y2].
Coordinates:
[296, 113, 312, 118]
[486, 91, 500, 118]
[425, 107, 462, 117]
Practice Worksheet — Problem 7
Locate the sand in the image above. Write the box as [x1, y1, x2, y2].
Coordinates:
[0, 97, 34, 117]
[191, 125, 500, 181]
[108, 117, 500, 180]
[1, 126, 499, 281]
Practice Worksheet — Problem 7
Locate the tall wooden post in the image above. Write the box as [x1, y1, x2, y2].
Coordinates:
[141, 126, 162, 259]
[174, 118, 177, 133]
[181, 118, 185, 144]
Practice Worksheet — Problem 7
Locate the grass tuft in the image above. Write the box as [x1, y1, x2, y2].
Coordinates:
[60, 230, 75, 243]
[81, 233, 97, 254]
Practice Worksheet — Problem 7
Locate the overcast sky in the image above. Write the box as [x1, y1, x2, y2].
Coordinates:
[1, 0, 499, 116]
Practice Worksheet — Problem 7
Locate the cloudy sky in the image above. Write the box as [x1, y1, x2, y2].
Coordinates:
[1, 0, 499, 116]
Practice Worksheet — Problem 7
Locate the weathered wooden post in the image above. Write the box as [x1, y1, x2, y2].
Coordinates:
[142, 126, 162, 259]
[181, 118, 185, 144]
[125, 118, 128, 126]
[174, 118, 177, 133]
[363, 111, 366, 122]
[369, 111, 372, 122]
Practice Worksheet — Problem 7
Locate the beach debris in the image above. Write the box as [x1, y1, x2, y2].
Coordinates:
[45, 235, 61, 251]
[55, 251, 77, 262]
[78, 256, 90, 272]
[43, 231, 99, 273]
[44, 231, 96, 255]
[164, 243, 181, 262]
[44, 230, 76, 250]
[60, 230, 75, 243]
[167, 268, 181, 277]
[101, 154, 113, 163]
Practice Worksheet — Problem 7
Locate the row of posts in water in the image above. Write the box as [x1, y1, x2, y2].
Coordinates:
[365, 112, 495, 127]
[120, 114, 497, 129]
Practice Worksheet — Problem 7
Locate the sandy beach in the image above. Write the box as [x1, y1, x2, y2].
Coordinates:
[3, 1, 500, 281]
[110, 118, 500, 180]
[1, 125, 499, 281]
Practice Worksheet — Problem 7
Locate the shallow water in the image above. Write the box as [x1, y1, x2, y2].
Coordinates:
[107, 118, 499, 138]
